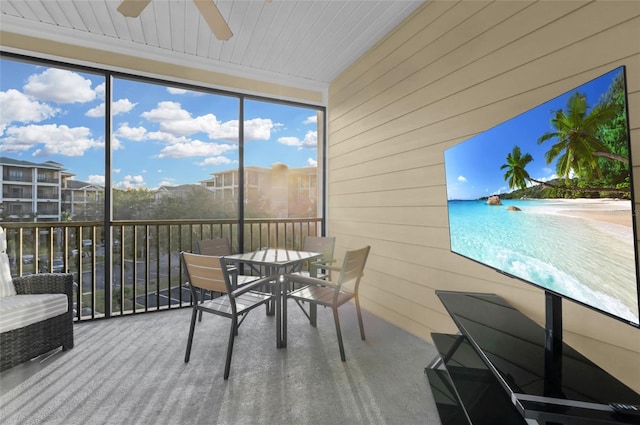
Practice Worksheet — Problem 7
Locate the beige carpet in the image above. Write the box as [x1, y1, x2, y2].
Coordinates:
[0, 303, 441, 425]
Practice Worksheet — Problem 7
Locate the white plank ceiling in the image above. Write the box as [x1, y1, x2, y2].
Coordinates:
[0, 0, 424, 91]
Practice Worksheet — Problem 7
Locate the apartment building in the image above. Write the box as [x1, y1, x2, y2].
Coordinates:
[0, 157, 104, 222]
[200, 163, 317, 218]
[0, 157, 63, 221]
[60, 177, 104, 221]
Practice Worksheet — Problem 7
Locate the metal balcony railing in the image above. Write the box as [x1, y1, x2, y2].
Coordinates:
[2, 218, 322, 322]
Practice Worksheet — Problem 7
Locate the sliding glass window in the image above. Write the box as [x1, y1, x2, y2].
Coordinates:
[111, 78, 240, 222]
[243, 99, 324, 249]
[0, 58, 106, 285]
[0, 53, 325, 318]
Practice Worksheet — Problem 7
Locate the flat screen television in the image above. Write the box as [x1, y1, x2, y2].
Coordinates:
[444, 66, 640, 332]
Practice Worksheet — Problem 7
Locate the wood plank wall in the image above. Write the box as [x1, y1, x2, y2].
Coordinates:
[328, 0, 640, 392]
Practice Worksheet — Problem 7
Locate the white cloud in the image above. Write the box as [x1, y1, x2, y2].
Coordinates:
[146, 131, 189, 144]
[457, 176, 467, 183]
[115, 175, 145, 189]
[0, 124, 102, 157]
[166, 87, 204, 96]
[158, 178, 177, 187]
[85, 103, 104, 118]
[307, 158, 317, 167]
[300, 130, 317, 148]
[142, 101, 192, 127]
[210, 119, 239, 140]
[167, 87, 188, 95]
[0, 89, 58, 134]
[88, 175, 105, 185]
[94, 82, 105, 99]
[157, 140, 237, 159]
[197, 157, 233, 166]
[140, 101, 275, 141]
[110, 137, 123, 150]
[116, 123, 147, 141]
[23, 68, 97, 103]
[278, 136, 299, 147]
[277, 130, 317, 149]
[244, 118, 274, 141]
[86, 98, 137, 118]
[111, 98, 136, 115]
[540, 172, 561, 182]
[304, 115, 317, 125]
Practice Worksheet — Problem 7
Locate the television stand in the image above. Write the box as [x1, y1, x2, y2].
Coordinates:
[426, 291, 640, 425]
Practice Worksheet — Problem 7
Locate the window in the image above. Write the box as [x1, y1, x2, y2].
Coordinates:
[243, 100, 322, 219]
[10, 187, 24, 198]
[1, 56, 325, 225]
[0, 57, 106, 222]
[8, 169, 23, 181]
[1, 53, 325, 317]
[111, 77, 240, 221]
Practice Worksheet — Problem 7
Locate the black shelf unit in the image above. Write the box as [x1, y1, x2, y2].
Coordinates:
[426, 291, 640, 425]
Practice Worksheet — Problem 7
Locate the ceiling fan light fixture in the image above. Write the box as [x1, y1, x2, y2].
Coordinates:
[116, 0, 152, 18]
[117, 0, 235, 41]
[193, 0, 233, 41]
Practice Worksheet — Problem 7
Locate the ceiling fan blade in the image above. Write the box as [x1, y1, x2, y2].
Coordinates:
[193, 0, 233, 41]
[117, 0, 152, 18]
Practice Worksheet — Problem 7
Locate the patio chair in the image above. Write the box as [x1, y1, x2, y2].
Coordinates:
[283, 245, 370, 362]
[292, 236, 336, 280]
[195, 237, 232, 256]
[195, 238, 259, 286]
[181, 251, 274, 380]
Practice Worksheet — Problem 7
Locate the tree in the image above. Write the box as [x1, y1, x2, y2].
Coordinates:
[151, 186, 220, 220]
[500, 146, 551, 191]
[595, 71, 630, 188]
[537, 91, 626, 182]
[500, 145, 624, 197]
[112, 188, 155, 220]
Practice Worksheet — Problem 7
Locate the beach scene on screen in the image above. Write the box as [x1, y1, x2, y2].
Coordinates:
[444, 67, 639, 325]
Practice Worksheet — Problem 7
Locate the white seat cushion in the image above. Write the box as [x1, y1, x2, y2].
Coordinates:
[0, 253, 15, 298]
[0, 225, 6, 251]
[0, 225, 16, 298]
[0, 294, 68, 334]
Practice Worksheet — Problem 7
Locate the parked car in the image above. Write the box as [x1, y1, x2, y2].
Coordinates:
[22, 254, 34, 264]
[38, 258, 65, 273]
[52, 258, 64, 273]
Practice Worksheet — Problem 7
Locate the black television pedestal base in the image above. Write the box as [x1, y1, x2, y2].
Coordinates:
[425, 291, 640, 425]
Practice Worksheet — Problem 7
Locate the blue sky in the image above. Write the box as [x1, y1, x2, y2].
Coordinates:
[0, 58, 319, 189]
[444, 67, 624, 200]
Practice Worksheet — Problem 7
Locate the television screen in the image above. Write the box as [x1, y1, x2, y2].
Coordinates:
[444, 66, 639, 327]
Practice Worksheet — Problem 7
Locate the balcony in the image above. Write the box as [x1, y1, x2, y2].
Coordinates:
[2, 218, 324, 321]
[0, 300, 440, 424]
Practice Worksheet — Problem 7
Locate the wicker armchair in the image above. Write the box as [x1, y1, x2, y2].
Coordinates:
[0, 273, 75, 371]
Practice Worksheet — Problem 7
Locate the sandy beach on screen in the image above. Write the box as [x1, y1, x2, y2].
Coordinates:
[552, 198, 632, 227]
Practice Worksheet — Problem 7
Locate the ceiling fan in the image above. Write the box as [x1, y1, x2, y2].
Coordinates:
[117, 0, 236, 41]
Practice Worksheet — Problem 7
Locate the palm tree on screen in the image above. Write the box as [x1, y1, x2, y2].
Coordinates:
[537, 92, 626, 182]
[500, 146, 551, 191]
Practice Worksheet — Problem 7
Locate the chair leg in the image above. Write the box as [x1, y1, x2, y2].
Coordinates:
[332, 307, 346, 362]
[185, 306, 198, 363]
[224, 317, 237, 380]
[198, 289, 204, 322]
[355, 296, 365, 340]
[310, 303, 317, 327]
